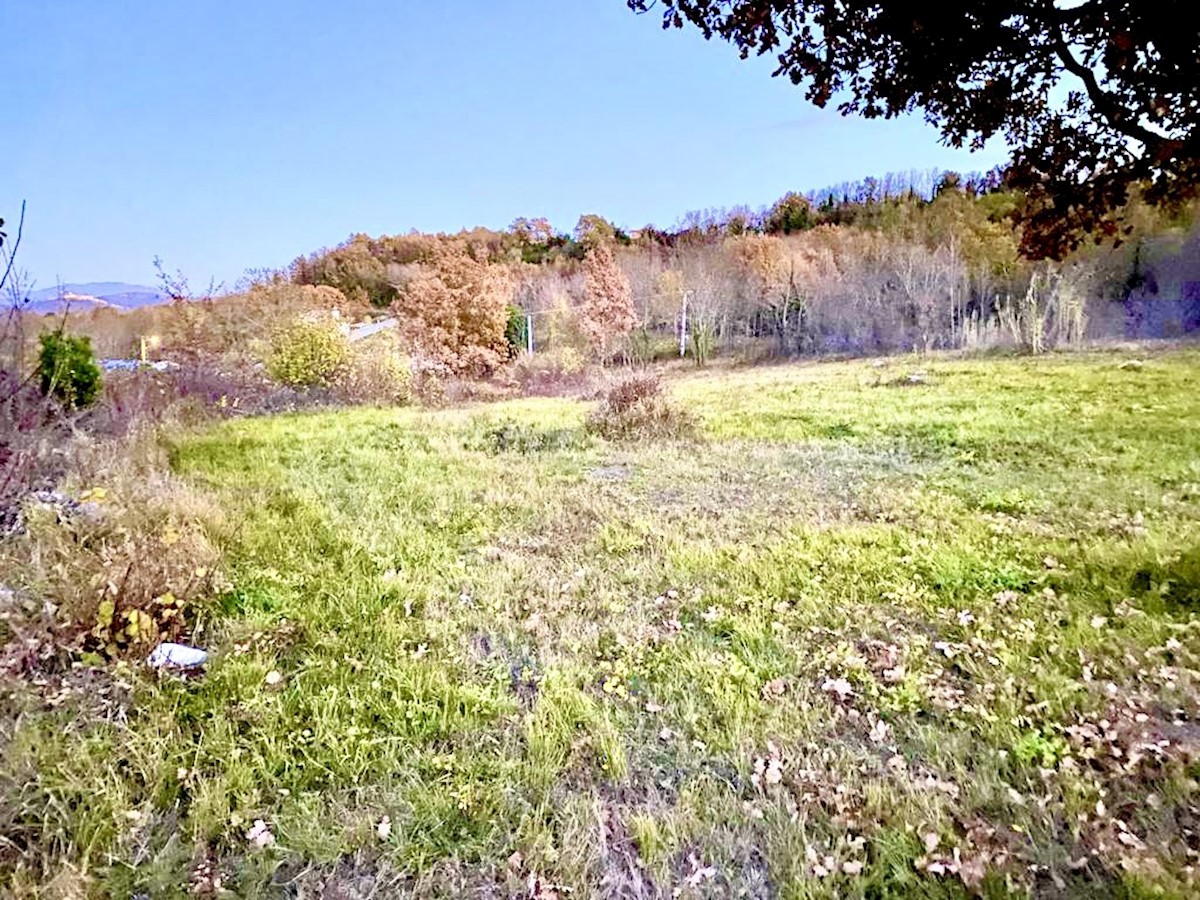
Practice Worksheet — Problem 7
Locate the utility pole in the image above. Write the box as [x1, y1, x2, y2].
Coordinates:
[679, 290, 691, 358]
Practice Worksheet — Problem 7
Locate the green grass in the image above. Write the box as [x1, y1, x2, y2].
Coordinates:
[4, 349, 1200, 898]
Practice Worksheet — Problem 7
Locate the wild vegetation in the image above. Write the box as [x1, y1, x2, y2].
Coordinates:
[5, 170, 1195, 403]
[1, 19, 1198, 890]
[2, 349, 1197, 897]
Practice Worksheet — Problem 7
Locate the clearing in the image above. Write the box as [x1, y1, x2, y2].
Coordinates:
[5, 349, 1200, 898]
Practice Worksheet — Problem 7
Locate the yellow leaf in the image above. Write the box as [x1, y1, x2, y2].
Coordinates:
[96, 600, 115, 629]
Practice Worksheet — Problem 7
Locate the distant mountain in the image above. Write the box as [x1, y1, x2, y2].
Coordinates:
[22, 282, 169, 315]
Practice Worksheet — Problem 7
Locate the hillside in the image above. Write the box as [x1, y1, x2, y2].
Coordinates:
[24, 282, 166, 314]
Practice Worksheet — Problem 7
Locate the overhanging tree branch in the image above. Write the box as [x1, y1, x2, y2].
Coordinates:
[624, 0, 1200, 257]
[1050, 26, 1167, 153]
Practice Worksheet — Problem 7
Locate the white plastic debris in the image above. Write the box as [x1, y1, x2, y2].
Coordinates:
[148, 642, 208, 669]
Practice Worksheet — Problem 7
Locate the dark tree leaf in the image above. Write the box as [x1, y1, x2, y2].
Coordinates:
[626, 0, 1200, 258]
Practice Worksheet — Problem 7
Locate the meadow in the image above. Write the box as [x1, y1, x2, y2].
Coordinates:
[4, 348, 1199, 898]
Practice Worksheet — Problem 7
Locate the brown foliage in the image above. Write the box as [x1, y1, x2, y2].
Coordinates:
[586, 373, 696, 441]
[730, 233, 830, 353]
[392, 242, 514, 376]
[580, 245, 637, 359]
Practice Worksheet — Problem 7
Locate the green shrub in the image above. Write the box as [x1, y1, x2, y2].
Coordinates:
[586, 374, 696, 441]
[505, 305, 529, 358]
[629, 328, 654, 365]
[37, 332, 102, 409]
[266, 317, 351, 388]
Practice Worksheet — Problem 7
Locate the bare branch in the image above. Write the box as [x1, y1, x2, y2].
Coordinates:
[0, 201, 26, 297]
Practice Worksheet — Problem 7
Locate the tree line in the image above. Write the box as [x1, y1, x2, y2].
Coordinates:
[285, 174, 1194, 374]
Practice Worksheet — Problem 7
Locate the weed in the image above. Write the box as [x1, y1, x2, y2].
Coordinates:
[338, 331, 414, 405]
[586, 374, 697, 441]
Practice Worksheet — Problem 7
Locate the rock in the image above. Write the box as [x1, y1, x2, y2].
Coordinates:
[148, 643, 208, 669]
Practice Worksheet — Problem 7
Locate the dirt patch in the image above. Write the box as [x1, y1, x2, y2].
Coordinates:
[589, 464, 634, 483]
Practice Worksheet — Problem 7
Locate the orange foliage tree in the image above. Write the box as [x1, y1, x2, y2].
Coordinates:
[392, 241, 514, 376]
[579, 244, 637, 360]
[730, 233, 830, 354]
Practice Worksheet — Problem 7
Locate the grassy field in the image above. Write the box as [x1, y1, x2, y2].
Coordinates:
[5, 349, 1200, 898]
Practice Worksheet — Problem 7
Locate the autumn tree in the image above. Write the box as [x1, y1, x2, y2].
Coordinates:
[764, 192, 813, 234]
[293, 235, 395, 308]
[391, 241, 514, 376]
[575, 214, 620, 249]
[730, 233, 832, 354]
[628, 1, 1200, 258]
[580, 244, 638, 359]
[509, 217, 555, 245]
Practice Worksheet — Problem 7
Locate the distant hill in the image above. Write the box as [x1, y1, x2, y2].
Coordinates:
[22, 283, 168, 315]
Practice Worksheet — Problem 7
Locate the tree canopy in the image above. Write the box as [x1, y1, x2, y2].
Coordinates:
[627, 0, 1200, 258]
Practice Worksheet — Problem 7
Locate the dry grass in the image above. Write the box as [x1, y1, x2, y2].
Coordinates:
[1, 437, 224, 669]
[586, 373, 697, 442]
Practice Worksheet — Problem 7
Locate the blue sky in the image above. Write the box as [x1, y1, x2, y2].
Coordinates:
[2, 0, 1008, 289]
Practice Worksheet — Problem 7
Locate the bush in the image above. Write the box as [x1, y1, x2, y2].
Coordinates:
[629, 329, 683, 365]
[338, 333, 413, 405]
[505, 305, 529, 358]
[266, 316, 350, 388]
[37, 332, 102, 409]
[586, 374, 696, 441]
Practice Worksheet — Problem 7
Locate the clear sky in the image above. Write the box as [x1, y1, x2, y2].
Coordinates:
[2, 0, 1008, 289]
